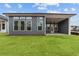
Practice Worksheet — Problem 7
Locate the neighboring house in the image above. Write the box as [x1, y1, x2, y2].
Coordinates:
[71, 26, 79, 31]
[0, 15, 7, 32]
[71, 26, 79, 34]
[0, 13, 76, 35]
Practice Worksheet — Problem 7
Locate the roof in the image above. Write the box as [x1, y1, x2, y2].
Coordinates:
[0, 15, 8, 21]
[3, 13, 76, 19]
[3, 13, 76, 15]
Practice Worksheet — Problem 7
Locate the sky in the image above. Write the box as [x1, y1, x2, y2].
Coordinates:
[0, 3, 79, 26]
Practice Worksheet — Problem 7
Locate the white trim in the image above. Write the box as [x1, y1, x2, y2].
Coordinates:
[5, 21, 7, 32]
[13, 17, 26, 31]
[20, 20, 26, 31]
[1, 21, 6, 31]
[26, 19, 32, 31]
[13, 17, 19, 20]
[13, 20, 19, 31]
[13, 17, 33, 32]
[19, 18, 26, 31]
[13, 20, 26, 31]
[37, 17, 43, 31]
[0, 20, 6, 32]
[68, 18, 71, 35]
[26, 17, 32, 19]
[1, 21, 2, 32]
[13, 17, 18, 31]
[20, 17, 26, 20]
[7, 16, 9, 34]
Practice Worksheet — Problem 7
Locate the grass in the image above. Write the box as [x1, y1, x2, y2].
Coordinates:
[0, 33, 79, 56]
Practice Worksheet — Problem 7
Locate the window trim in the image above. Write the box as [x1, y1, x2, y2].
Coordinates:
[13, 20, 19, 31]
[19, 17, 26, 31]
[13, 17, 19, 20]
[13, 20, 26, 31]
[20, 17, 26, 20]
[13, 17, 19, 31]
[2, 21, 5, 30]
[13, 17, 26, 31]
[26, 17, 32, 19]
[20, 20, 25, 31]
[37, 17, 43, 31]
[26, 19, 32, 31]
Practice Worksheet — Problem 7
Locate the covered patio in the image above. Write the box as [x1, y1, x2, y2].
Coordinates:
[45, 13, 75, 35]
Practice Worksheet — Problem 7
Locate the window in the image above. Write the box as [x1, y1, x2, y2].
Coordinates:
[13, 16, 33, 31]
[26, 17, 32, 19]
[13, 16, 26, 31]
[21, 21, 25, 30]
[14, 21, 18, 30]
[20, 17, 25, 19]
[14, 21, 25, 31]
[37, 17, 43, 19]
[26, 20, 32, 31]
[2, 21, 5, 30]
[26, 17, 32, 31]
[13, 17, 19, 19]
[2, 23, 5, 30]
[37, 17, 43, 31]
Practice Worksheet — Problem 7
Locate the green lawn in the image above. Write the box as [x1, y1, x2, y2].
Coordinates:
[0, 33, 79, 56]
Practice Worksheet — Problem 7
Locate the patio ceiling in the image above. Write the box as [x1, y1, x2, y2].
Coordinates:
[45, 13, 76, 18]
[46, 18, 66, 23]
[46, 13, 76, 23]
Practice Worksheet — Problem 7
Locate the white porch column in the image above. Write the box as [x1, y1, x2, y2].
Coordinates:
[1, 21, 2, 32]
[68, 18, 71, 35]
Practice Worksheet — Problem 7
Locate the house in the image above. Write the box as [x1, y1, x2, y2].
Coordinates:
[71, 26, 79, 31]
[0, 15, 7, 32]
[71, 26, 79, 35]
[0, 13, 76, 35]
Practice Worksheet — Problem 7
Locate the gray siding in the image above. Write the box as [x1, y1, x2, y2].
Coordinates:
[9, 16, 45, 35]
[58, 18, 69, 34]
[8, 16, 69, 35]
[9, 17, 13, 33]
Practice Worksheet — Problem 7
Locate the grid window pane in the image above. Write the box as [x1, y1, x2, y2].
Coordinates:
[14, 21, 18, 30]
[2, 21, 5, 30]
[27, 20, 32, 31]
[21, 21, 25, 30]
[26, 17, 32, 19]
[37, 17, 43, 19]
[13, 17, 19, 19]
[37, 17, 43, 31]
[20, 17, 25, 19]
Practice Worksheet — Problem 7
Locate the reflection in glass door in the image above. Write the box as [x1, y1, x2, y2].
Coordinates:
[46, 24, 54, 33]
[51, 24, 54, 33]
